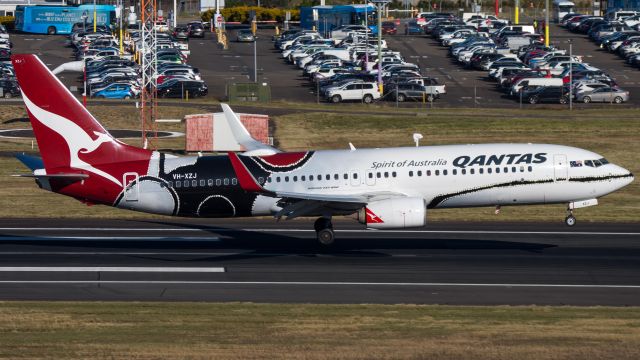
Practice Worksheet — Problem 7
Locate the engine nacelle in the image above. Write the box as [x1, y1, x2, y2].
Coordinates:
[355, 197, 427, 229]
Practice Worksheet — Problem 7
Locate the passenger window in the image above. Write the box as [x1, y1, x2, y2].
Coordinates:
[175, 181, 181, 188]
[183, 180, 189, 187]
[520, 166, 525, 172]
[496, 168, 500, 174]
[453, 169, 457, 175]
[285, 176, 289, 182]
[368, 172, 373, 179]
[487, 168, 492, 174]
[435, 170, 440, 176]
[223, 179, 229, 185]
[528, 166, 532, 172]
[384, 172, 389, 178]
[417, 170, 422, 176]
[293, 176, 298, 182]
[409, 171, 413, 177]
[353, 173, 358, 179]
[309, 175, 314, 181]
[392, 171, 397, 177]
[168, 181, 173, 188]
[479, 168, 484, 174]
[470, 169, 475, 174]
[376, 172, 381, 178]
[512, 166, 517, 172]
[276, 177, 281, 183]
[504, 167, 508, 173]
[334, 174, 339, 180]
[343, 174, 348, 180]
[207, 179, 213, 186]
[326, 174, 330, 180]
[232, 178, 237, 185]
[216, 179, 221, 186]
[427, 170, 431, 176]
[443, 170, 447, 176]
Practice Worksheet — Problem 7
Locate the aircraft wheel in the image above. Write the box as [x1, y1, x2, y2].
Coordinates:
[565, 215, 576, 227]
[317, 228, 335, 246]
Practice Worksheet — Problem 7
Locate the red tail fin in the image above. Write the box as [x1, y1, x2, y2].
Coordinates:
[12, 54, 153, 204]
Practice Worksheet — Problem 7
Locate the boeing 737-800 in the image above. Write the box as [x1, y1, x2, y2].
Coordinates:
[12, 54, 634, 244]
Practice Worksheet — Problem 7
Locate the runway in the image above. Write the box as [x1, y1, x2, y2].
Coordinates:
[0, 218, 639, 305]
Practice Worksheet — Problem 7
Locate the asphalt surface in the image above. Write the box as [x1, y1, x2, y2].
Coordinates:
[0, 218, 639, 305]
[9, 22, 640, 107]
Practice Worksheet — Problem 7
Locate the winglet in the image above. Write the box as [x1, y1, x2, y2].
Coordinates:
[220, 103, 279, 156]
[227, 152, 274, 195]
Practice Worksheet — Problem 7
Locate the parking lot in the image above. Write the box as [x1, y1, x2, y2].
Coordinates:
[10, 22, 640, 107]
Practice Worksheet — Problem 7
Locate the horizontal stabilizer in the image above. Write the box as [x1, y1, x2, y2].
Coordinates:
[15, 153, 44, 171]
[13, 173, 89, 180]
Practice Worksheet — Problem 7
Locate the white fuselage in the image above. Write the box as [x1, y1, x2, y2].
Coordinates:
[249, 143, 633, 215]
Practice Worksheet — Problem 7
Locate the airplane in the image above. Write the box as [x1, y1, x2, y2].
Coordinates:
[11, 54, 635, 245]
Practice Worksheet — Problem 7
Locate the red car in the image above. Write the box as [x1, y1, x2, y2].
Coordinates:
[381, 21, 397, 35]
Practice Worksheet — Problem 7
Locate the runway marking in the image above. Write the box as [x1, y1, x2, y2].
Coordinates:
[0, 267, 225, 273]
[0, 281, 638, 289]
[0, 236, 220, 241]
[0, 228, 637, 236]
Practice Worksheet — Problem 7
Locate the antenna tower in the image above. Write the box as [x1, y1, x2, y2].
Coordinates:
[140, 0, 158, 148]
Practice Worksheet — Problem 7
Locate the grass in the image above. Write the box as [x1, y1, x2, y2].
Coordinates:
[0, 302, 639, 359]
[0, 104, 638, 221]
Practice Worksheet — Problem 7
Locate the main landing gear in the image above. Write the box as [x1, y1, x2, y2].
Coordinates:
[314, 217, 334, 245]
[565, 208, 577, 227]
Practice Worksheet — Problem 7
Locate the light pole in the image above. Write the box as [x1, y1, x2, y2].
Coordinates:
[254, 37, 258, 82]
[371, 0, 390, 95]
[569, 40, 572, 110]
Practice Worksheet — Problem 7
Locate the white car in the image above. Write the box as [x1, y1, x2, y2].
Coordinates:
[326, 81, 380, 103]
[330, 25, 370, 40]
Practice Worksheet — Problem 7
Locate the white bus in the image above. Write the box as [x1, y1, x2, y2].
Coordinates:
[553, 0, 575, 22]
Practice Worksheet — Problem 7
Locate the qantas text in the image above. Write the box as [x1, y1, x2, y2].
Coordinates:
[452, 153, 547, 168]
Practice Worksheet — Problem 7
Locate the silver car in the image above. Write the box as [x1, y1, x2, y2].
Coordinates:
[576, 87, 630, 103]
[237, 29, 255, 42]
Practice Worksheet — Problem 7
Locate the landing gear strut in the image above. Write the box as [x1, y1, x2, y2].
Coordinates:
[314, 217, 334, 245]
[565, 208, 576, 227]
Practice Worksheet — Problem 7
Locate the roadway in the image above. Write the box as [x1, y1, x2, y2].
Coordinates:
[0, 218, 639, 305]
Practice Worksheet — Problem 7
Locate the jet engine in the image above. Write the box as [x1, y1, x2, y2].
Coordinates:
[355, 197, 427, 229]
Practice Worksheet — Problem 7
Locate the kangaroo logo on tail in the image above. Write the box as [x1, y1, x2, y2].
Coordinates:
[22, 93, 122, 186]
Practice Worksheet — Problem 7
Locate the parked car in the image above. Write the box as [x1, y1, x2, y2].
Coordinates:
[92, 83, 136, 99]
[576, 87, 629, 103]
[524, 86, 569, 104]
[385, 82, 441, 102]
[326, 81, 380, 103]
[0, 79, 20, 98]
[158, 79, 208, 98]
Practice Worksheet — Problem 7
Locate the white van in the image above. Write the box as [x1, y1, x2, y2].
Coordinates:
[510, 77, 563, 95]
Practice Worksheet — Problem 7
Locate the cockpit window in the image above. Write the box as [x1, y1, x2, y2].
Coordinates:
[584, 158, 608, 167]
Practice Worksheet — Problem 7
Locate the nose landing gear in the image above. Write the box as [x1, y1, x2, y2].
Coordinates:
[565, 208, 576, 227]
[314, 217, 334, 245]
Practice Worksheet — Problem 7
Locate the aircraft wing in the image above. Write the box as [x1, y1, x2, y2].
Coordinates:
[220, 103, 280, 156]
